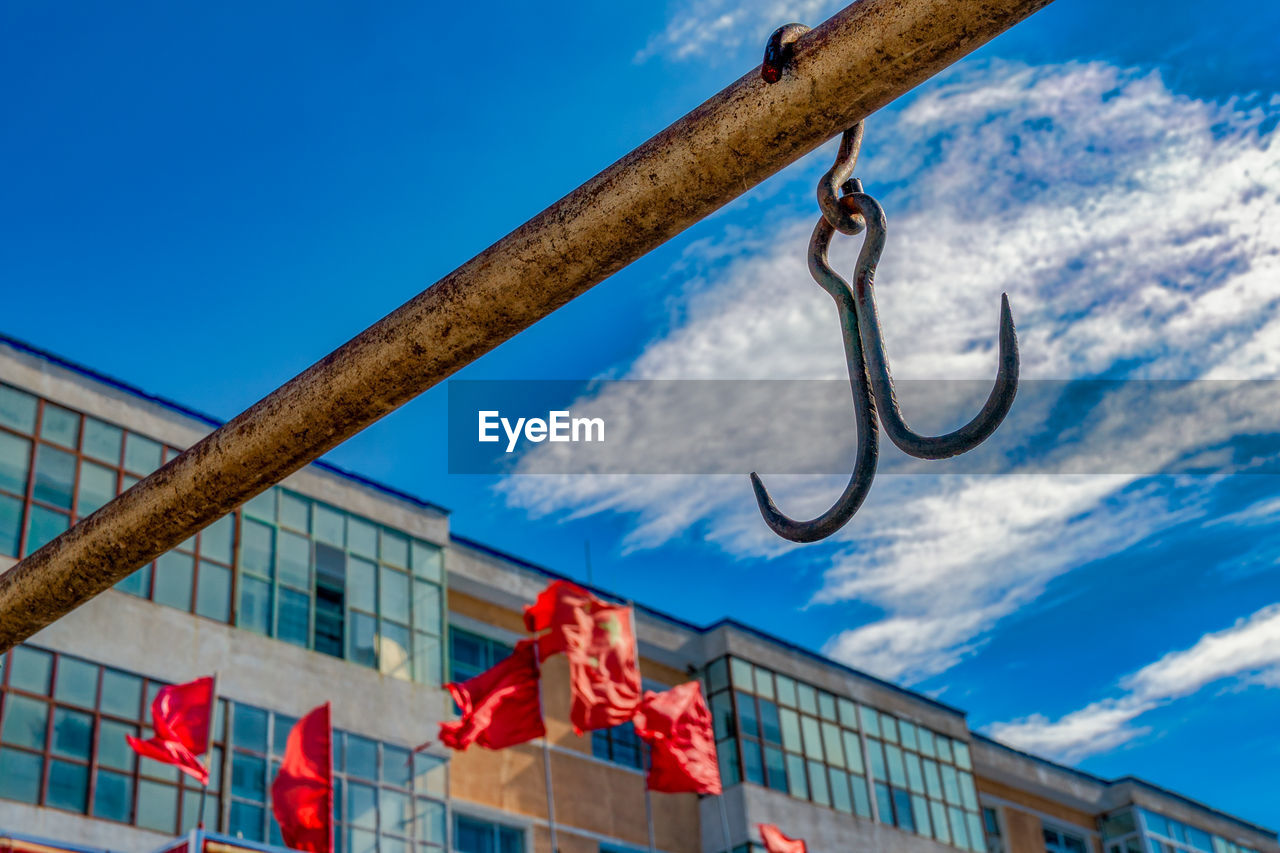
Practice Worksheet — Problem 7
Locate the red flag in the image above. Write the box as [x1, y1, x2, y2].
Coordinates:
[524, 580, 642, 733]
[759, 825, 806, 853]
[272, 703, 333, 853]
[126, 675, 213, 785]
[566, 604, 641, 734]
[438, 639, 546, 750]
[632, 681, 722, 795]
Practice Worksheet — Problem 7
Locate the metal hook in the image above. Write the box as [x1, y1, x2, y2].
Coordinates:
[761, 24, 810, 84]
[749, 205, 880, 543]
[749, 120, 1021, 542]
[842, 192, 1020, 459]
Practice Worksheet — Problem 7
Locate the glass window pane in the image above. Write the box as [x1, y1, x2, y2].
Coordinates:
[759, 699, 782, 745]
[83, 419, 123, 464]
[51, 708, 93, 759]
[0, 747, 42, 803]
[196, 561, 232, 622]
[860, 705, 880, 737]
[278, 587, 311, 648]
[942, 763, 962, 804]
[913, 794, 933, 837]
[775, 674, 796, 707]
[880, 713, 899, 743]
[923, 758, 943, 799]
[314, 505, 345, 547]
[876, 782, 895, 826]
[960, 771, 978, 810]
[905, 751, 925, 794]
[936, 735, 954, 764]
[153, 551, 195, 611]
[10, 646, 54, 693]
[851, 773, 872, 818]
[900, 720, 918, 751]
[233, 705, 269, 752]
[277, 530, 312, 589]
[950, 807, 970, 849]
[967, 812, 986, 852]
[348, 518, 377, 558]
[822, 721, 845, 768]
[381, 567, 411, 624]
[796, 683, 817, 715]
[808, 759, 830, 806]
[868, 739, 887, 781]
[347, 734, 378, 779]
[124, 433, 163, 474]
[348, 556, 377, 613]
[101, 668, 143, 718]
[800, 714, 823, 760]
[736, 691, 759, 738]
[98, 720, 139, 771]
[0, 386, 38, 433]
[1, 694, 50, 748]
[412, 752, 447, 796]
[786, 753, 808, 800]
[40, 405, 80, 448]
[349, 611, 377, 668]
[76, 460, 116, 516]
[830, 767, 852, 814]
[26, 504, 69, 551]
[818, 691, 838, 721]
[0, 493, 21, 557]
[954, 739, 972, 769]
[411, 541, 442, 582]
[136, 779, 179, 833]
[886, 743, 907, 787]
[893, 787, 916, 832]
[413, 580, 441, 636]
[932, 801, 952, 844]
[718, 737, 740, 786]
[381, 621, 411, 680]
[47, 759, 89, 812]
[741, 738, 764, 785]
[93, 768, 133, 821]
[416, 799, 446, 844]
[838, 698, 859, 729]
[0, 432, 31, 495]
[239, 575, 272, 635]
[229, 800, 265, 841]
[33, 444, 76, 509]
[201, 514, 235, 564]
[380, 529, 408, 568]
[244, 489, 276, 521]
[241, 519, 274, 577]
[778, 701, 798, 753]
[764, 745, 788, 793]
[918, 727, 936, 757]
[231, 751, 267, 799]
[116, 564, 151, 598]
[382, 788, 413, 835]
[348, 780, 378, 827]
[412, 632, 441, 686]
[279, 492, 310, 532]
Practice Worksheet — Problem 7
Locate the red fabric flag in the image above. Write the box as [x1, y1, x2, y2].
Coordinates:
[524, 580, 642, 733]
[272, 703, 334, 853]
[125, 675, 213, 785]
[566, 604, 642, 734]
[759, 825, 807, 853]
[438, 639, 546, 750]
[632, 681, 722, 795]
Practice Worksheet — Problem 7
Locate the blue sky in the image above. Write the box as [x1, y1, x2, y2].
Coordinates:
[4, 0, 1280, 828]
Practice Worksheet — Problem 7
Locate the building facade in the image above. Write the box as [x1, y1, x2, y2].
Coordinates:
[0, 335, 1274, 853]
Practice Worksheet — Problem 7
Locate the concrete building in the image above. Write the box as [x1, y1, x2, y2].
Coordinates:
[0, 334, 1274, 853]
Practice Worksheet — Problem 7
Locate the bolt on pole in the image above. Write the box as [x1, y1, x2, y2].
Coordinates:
[0, 0, 1056, 652]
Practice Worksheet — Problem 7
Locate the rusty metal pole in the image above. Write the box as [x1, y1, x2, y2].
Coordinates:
[0, 0, 1055, 651]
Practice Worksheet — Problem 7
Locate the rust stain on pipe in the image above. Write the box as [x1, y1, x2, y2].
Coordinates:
[0, 0, 1055, 651]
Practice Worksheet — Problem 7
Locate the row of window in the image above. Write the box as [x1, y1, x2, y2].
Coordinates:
[0, 383, 446, 685]
[708, 656, 985, 852]
[1102, 808, 1260, 853]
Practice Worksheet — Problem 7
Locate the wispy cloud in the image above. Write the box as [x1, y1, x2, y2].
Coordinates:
[635, 0, 841, 64]
[988, 603, 1280, 761]
[501, 61, 1280, 682]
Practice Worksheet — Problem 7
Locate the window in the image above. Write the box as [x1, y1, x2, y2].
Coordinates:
[1044, 826, 1089, 853]
[0, 384, 236, 622]
[710, 655, 982, 852]
[449, 626, 512, 682]
[592, 720, 644, 769]
[0, 644, 227, 832]
[238, 486, 446, 685]
[454, 813, 524, 853]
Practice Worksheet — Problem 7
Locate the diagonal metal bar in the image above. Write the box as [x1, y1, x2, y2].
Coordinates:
[0, 0, 1055, 651]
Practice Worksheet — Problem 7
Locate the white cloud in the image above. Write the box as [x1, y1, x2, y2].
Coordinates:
[989, 603, 1280, 760]
[501, 61, 1280, 682]
[636, 0, 841, 64]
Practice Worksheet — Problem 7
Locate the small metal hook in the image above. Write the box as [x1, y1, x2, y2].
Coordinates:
[750, 200, 880, 543]
[761, 24, 810, 84]
[842, 192, 1020, 459]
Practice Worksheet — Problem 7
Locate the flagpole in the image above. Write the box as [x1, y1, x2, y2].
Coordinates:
[534, 655, 560, 853]
[717, 795, 734, 853]
[199, 671, 217, 830]
[627, 601, 656, 853]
